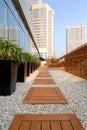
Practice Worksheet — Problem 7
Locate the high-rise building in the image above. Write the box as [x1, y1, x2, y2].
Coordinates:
[66, 24, 86, 53]
[31, 3, 54, 58]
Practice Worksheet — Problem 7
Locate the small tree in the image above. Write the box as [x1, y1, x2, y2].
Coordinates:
[46, 57, 58, 65]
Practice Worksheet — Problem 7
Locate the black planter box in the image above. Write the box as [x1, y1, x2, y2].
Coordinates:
[31, 62, 35, 73]
[0, 60, 18, 96]
[17, 62, 27, 82]
[27, 62, 30, 76]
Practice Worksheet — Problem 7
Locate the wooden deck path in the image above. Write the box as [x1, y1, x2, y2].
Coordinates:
[8, 114, 85, 130]
[8, 66, 85, 129]
[33, 79, 56, 85]
[23, 87, 67, 104]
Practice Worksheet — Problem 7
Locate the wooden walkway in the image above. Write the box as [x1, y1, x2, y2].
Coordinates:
[23, 87, 67, 104]
[8, 114, 85, 130]
[8, 66, 85, 129]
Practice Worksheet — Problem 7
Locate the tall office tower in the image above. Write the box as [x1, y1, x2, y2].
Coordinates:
[66, 24, 86, 53]
[31, 3, 54, 58]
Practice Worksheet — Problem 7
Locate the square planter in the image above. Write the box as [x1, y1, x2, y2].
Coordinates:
[0, 60, 18, 96]
[17, 62, 27, 82]
[27, 62, 30, 76]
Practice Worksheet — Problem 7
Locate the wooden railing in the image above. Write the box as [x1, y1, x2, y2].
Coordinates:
[59, 43, 87, 80]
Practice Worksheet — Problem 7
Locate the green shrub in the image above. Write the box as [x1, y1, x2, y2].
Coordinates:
[0, 39, 23, 63]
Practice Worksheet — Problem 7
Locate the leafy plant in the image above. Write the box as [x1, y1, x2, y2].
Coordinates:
[0, 39, 23, 63]
[21, 52, 32, 62]
[21, 52, 40, 64]
[33, 56, 40, 64]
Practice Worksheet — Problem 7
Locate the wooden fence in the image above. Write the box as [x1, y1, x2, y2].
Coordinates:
[59, 43, 87, 80]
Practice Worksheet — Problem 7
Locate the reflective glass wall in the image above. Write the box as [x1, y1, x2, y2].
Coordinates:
[0, 0, 38, 54]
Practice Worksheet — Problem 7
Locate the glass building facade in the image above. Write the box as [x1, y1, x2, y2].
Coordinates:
[0, 0, 40, 56]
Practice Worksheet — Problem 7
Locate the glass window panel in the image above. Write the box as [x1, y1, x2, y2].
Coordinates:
[24, 36, 30, 52]
[19, 26, 25, 50]
[0, 0, 7, 26]
[18, 17, 30, 52]
[0, 0, 8, 39]
[8, 9, 18, 43]
[6, 0, 18, 21]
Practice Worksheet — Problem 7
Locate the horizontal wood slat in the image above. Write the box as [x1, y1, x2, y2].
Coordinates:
[36, 74, 51, 77]
[33, 79, 56, 85]
[8, 114, 85, 130]
[36, 74, 52, 79]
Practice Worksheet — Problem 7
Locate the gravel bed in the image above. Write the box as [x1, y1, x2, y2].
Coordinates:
[0, 69, 87, 130]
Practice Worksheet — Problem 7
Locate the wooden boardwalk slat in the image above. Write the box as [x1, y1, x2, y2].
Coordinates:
[23, 87, 67, 104]
[8, 114, 85, 130]
[33, 79, 56, 85]
[19, 114, 73, 121]
[61, 121, 73, 130]
[42, 121, 50, 130]
[31, 121, 41, 130]
[36, 75, 52, 79]
[70, 116, 85, 130]
[11, 114, 75, 121]
[19, 121, 31, 130]
[8, 115, 21, 130]
[36, 74, 51, 77]
[26, 99, 65, 104]
[31, 96, 59, 100]
[38, 72, 50, 75]
[51, 121, 62, 130]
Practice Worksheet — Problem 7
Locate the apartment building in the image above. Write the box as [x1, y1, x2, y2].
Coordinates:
[31, 3, 54, 58]
[66, 24, 86, 53]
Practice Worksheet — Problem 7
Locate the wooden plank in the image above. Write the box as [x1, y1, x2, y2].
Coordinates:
[36, 76, 51, 78]
[38, 73, 50, 75]
[51, 121, 62, 130]
[42, 121, 50, 130]
[28, 99, 67, 104]
[36, 74, 51, 77]
[8, 115, 21, 130]
[61, 121, 73, 130]
[19, 121, 31, 130]
[31, 121, 41, 130]
[55, 87, 68, 103]
[70, 116, 85, 130]
[31, 96, 59, 100]
[23, 88, 33, 103]
[19, 114, 74, 121]
[39, 72, 49, 74]
[8, 114, 85, 130]
[28, 99, 65, 104]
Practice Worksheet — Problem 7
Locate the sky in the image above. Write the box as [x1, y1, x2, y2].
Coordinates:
[43, 0, 87, 57]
